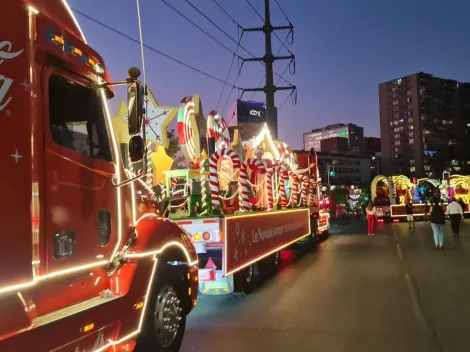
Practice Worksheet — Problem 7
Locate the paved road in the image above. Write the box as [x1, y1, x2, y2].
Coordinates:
[181, 220, 470, 352]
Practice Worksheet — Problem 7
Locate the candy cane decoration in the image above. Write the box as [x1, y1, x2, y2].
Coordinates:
[289, 171, 299, 206]
[239, 162, 250, 211]
[177, 96, 201, 168]
[273, 163, 289, 208]
[308, 178, 318, 207]
[200, 160, 207, 213]
[209, 148, 241, 208]
[207, 110, 231, 150]
[299, 175, 309, 206]
[266, 171, 274, 210]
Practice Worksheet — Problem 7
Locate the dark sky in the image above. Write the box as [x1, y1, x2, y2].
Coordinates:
[69, 0, 470, 149]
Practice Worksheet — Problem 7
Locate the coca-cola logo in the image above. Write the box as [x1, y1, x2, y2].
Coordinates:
[0, 41, 24, 112]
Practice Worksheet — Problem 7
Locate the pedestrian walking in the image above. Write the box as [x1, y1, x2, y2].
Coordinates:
[430, 199, 445, 249]
[365, 201, 377, 236]
[405, 200, 415, 229]
[447, 198, 463, 237]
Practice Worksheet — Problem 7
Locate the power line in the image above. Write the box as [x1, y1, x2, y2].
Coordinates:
[160, 0, 238, 57]
[278, 89, 296, 110]
[216, 38, 242, 111]
[71, 8, 241, 89]
[274, 0, 290, 23]
[210, 0, 241, 29]
[183, 0, 294, 86]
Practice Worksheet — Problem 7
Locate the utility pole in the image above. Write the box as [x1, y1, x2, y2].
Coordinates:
[241, 0, 296, 139]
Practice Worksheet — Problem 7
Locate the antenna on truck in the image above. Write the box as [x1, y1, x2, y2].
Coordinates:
[136, 0, 147, 88]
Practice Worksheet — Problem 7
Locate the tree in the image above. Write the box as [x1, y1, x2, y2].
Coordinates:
[330, 187, 348, 205]
[165, 129, 179, 158]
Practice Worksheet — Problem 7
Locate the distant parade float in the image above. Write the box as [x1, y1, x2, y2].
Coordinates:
[113, 90, 330, 295]
[371, 173, 470, 221]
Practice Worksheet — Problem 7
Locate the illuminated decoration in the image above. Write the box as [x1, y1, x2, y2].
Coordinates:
[60, 0, 88, 43]
[288, 170, 299, 206]
[178, 96, 201, 168]
[275, 141, 293, 167]
[272, 163, 289, 208]
[299, 175, 309, 206]
[370, 175, 396, 205]
[207, 110, 231, 150]
[223, 208, 311, 277]
[243, 123, 280, 161]
[141, 89, 178, 148]
[209, 148, 241, 209]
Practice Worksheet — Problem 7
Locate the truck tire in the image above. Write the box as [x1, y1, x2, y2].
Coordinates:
[235, 264, 258, 295]
[136, 265, 186, 352]
[258, 251, 281, 276]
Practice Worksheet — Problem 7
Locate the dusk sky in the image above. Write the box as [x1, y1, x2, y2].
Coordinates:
[69, 0, 470, 149]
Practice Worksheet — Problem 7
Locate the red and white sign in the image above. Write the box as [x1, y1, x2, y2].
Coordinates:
[223, 209, 310, 276]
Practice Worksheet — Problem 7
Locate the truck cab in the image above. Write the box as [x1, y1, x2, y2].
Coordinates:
[0, 1, 198, 351]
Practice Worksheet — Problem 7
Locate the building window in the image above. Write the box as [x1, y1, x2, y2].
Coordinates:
[410, 159, 415, 165]
[410, 166, 416, 172]
[397, 79, 402, 85]
[409, 125, 414, 130]
[394, 134, 399, 139]
[389, 121, 393, 126]
[392, 100, 398, 106]
[407, 97, 412, 103]
[407, 111, 412, 117]
[409, 131, 414, 137]
[408, 118, 413, 124]
[409, 139, 414, 144]
[395, 141, 400, 145]
[424, 165, 431, 171]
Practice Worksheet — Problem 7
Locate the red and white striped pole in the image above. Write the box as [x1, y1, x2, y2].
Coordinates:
[239, 162, 250, 211]
[300, 175, 309, 206]
[289, 171, 299, 206]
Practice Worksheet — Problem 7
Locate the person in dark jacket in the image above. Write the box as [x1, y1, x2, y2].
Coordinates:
[430, 199, 446, 249]
[405, 200, 415, 229]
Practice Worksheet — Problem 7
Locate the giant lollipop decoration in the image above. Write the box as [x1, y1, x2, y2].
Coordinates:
[177, 96, 201, 168]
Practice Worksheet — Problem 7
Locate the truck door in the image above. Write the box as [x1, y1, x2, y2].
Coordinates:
[42, 66, 119, 274]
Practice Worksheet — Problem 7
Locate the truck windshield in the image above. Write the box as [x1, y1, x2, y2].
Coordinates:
[49, 74, 113, 162]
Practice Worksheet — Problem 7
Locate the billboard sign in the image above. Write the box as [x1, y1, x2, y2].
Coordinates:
[237, 99, 266, 124]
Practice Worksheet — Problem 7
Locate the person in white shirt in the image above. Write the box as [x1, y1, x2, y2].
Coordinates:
[447, 198, 463, 237]
[365, 201, 377, 236]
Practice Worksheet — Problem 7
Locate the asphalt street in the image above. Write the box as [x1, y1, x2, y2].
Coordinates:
[181, 219, 470, 352]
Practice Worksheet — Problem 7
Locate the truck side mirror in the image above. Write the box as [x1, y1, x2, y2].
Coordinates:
[127, 67, 144, 135]
[129, 135, 145, 162]
[127, 82, 143, 135]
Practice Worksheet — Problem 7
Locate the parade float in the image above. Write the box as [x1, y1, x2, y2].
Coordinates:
[371, 174, 470, 221]
[114, 92, 330, 295]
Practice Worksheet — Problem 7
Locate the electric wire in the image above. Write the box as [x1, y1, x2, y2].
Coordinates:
[216, 38, 242, 111]
[274, 0, 291, 23]
[210, 0, 242, 29]
[71, 8, 241, 89]
[160, 0, 239, 57]
[182, 0, 294, 86]
[278, 89, 295, 110]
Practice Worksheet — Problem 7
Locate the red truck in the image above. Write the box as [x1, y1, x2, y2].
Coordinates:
[0, 1, 198, 351]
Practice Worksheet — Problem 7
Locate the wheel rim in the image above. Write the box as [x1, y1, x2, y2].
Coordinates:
[245, 265, 254, 283]
[153, 286, 182, 347]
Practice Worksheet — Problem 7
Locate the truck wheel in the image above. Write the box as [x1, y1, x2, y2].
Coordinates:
[136, 267, 186, 352]
[235, 264, 257, 294]
[258, 251, 281, 276]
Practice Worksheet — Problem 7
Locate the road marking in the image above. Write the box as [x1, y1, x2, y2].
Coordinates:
[404, 273, 432, 334]
[396, 243, 404, 261]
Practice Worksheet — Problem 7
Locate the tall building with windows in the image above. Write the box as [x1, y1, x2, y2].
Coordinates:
[379, 73, 470, 178]
[303, 123, 364, 152]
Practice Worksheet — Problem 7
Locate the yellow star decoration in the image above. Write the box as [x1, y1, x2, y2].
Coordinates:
[111, 100, 174, 185]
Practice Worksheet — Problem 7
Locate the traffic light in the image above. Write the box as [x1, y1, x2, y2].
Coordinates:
[329, 169, 335, 177]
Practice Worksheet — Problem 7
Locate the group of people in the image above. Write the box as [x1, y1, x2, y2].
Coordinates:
[364, 198, 465, 248]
